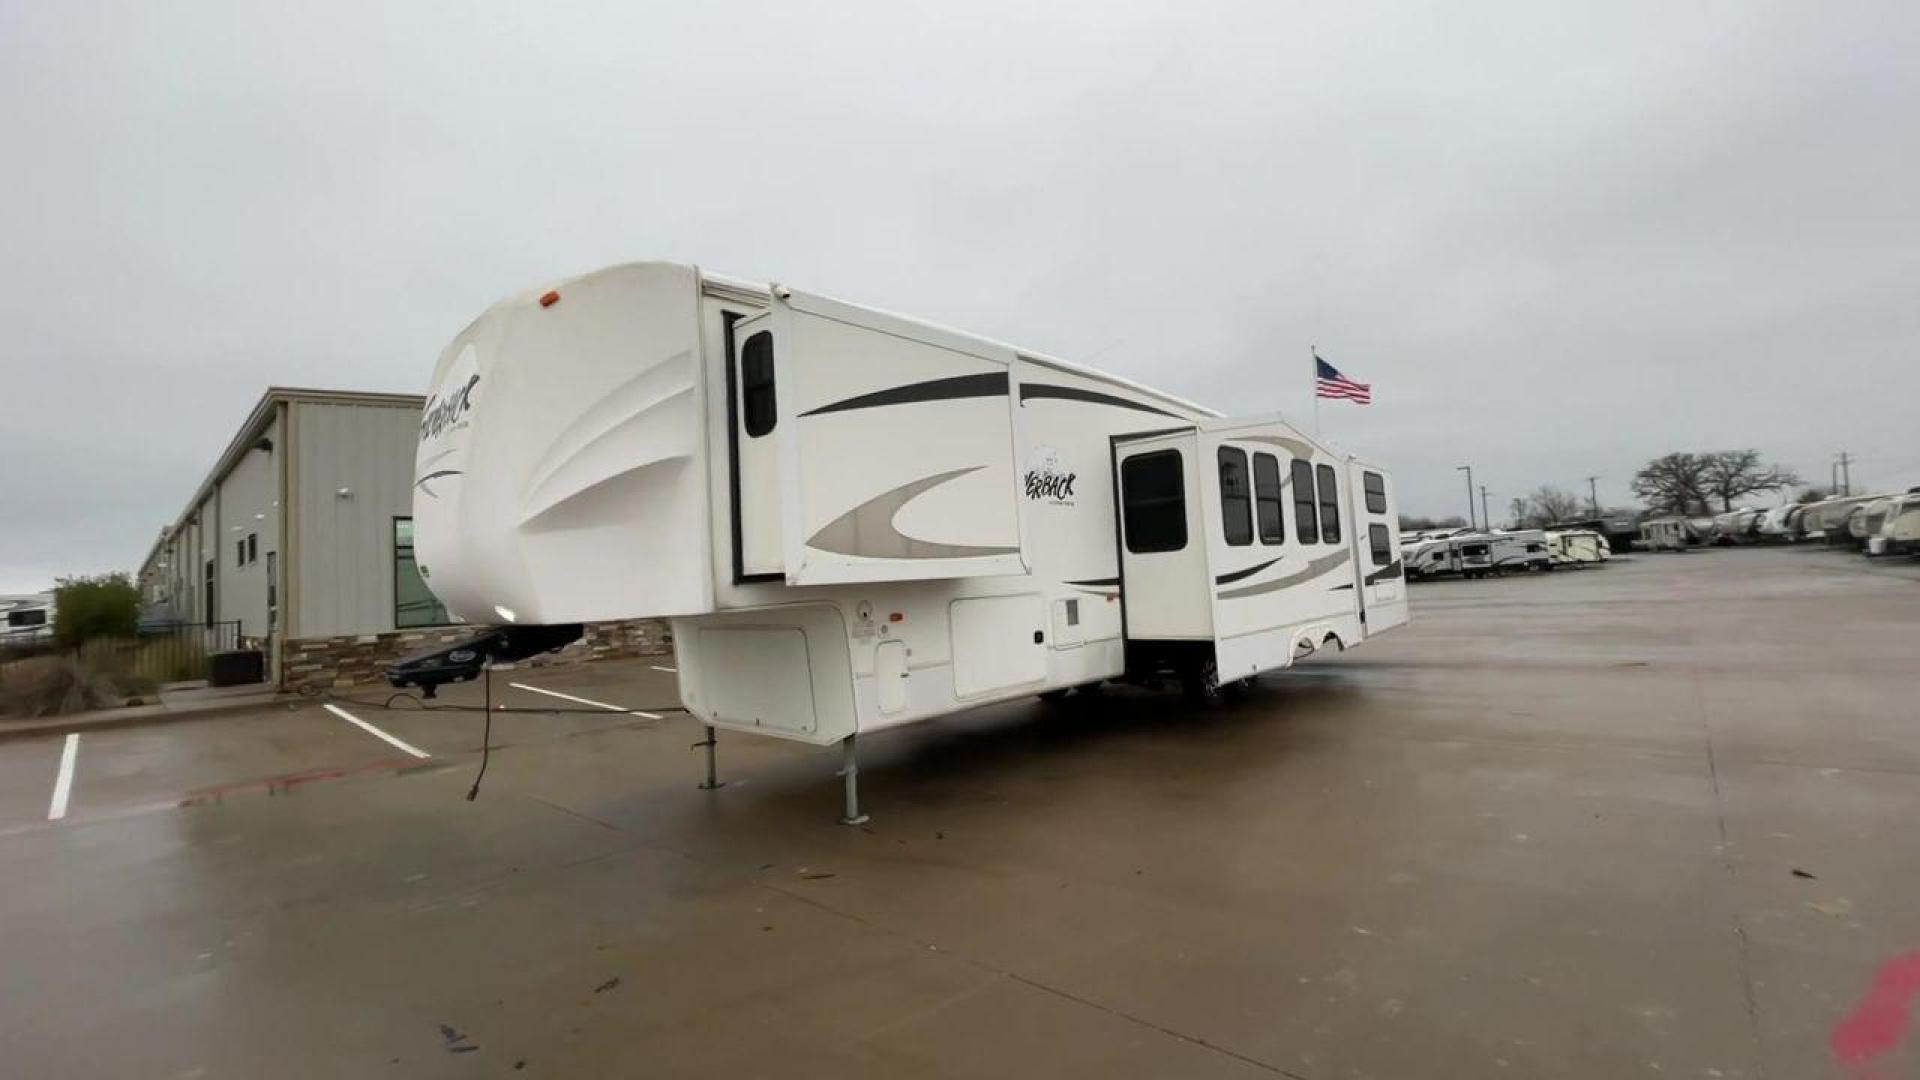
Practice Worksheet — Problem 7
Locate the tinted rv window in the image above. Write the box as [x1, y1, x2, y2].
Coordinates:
[1370, 523, 1391, 566]
[1217, 447, 1252, 547]
[1291, 459, 1318, 543]
[1253, 452, 1284, 544]
[741, 331, 776, 438]
[1317, 463, 1341, 544]
[1122, 450, 1187, 554]
[1364, 471, 1386, 514]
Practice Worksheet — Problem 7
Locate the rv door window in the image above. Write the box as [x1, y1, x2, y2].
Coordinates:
[1291, 459, 1318, 543]
[1253, 452, 1284, 544]
[1316, 463, 1342, 544]
[1364, 471, 1386, 514]
[1370, 523, 1391, 566]
[1217, 446, 1252, 547]
[1122, 449, 1187, 554]
[741, 331, 777, 438]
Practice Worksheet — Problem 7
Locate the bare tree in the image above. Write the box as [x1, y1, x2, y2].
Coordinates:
[1531, 485, 1584, 525]
[1631, 452, 1713, 515]
[1700, 450, 1801, 511]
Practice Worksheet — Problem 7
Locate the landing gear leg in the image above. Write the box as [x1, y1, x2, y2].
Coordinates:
[694, 725, 724, 790]
[838, 734, 869, 825]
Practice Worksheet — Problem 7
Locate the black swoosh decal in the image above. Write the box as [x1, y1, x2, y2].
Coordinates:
[800, 372, 1007, 417]
[1065, 576, 1119, 587]
[1331, 583, 1354, 591]
[1214, 557, 1281, 585]
[1019, 383, 1180, 418]
[414, 469, 462, 499]
[1363, 559, 1404, 584]
[1217, 550, 1353, 599]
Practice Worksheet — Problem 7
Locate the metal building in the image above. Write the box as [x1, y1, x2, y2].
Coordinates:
[137, 388, 464, 688]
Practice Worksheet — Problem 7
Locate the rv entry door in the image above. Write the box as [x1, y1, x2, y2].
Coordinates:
[1348, 460, 1409, 635]
[731, 312, 785, 578]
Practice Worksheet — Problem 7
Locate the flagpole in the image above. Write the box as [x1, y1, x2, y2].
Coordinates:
[1310, 346, 1320, 436]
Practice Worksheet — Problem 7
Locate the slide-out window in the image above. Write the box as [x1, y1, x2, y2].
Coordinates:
[1364, 471, 1387, 514]
[1122, 450, 1187, 554]
[1217, 447, 1252, 547]
[1291, 460, 1318, 543]
[1254, 453, 1284, 545]
[1370, 524, 1392, 566]
[1317, 463, 1342, 544]
[741, 331, 777, 438]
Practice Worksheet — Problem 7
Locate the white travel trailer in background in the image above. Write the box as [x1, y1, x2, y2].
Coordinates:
[1545, 529, 1611, 566]
[1799, 494, 1884, 543]
[1638, 517, 1696, 552]
[400, 262, 1409, 820]
[1868, 493, 1920, 555]
[1487, 530, 1551, 572]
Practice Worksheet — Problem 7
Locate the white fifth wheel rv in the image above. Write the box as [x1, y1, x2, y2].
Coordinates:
[397, 262, 1409, 820]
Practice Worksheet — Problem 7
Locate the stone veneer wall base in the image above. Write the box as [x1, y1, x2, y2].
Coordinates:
[280, 618, 673, 694]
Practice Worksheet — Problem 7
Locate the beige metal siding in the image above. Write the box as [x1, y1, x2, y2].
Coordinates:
[214, 414, 281, 639]
[291, 401, 436, 638]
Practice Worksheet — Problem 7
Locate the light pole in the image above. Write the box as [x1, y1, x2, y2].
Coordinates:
[1457, 465, 1476, 531]
[1480, 485, 1493, 533]
[1586, 475, 1601, 516]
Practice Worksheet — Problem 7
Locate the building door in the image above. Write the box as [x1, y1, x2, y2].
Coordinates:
[203, 558, 216, 628]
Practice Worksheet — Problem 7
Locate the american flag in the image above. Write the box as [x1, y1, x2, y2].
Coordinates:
[1315, 354, 1372, 404]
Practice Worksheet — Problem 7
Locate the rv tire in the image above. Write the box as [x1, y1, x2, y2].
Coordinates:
[1037, 688, 1072, 703]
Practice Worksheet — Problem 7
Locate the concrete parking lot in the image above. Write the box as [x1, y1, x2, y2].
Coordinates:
[2, 547, 1917, 1078]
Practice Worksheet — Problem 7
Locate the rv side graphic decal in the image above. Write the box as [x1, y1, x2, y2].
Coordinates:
[1216, 550, 1352, 599]
[805, 466, 1021, 560]
[800, 372, 1008, 417]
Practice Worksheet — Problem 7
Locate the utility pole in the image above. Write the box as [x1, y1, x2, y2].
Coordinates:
[1585, 475, 1601, 516]
[1480, 485, 1493, 532]
[1835, 452, 1852, 496]
[1457, 465, 1476, 531]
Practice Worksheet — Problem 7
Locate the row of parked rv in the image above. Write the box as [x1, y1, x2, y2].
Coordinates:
[1401, 528, 1613, 580]
[1637, 490, 1920, 554]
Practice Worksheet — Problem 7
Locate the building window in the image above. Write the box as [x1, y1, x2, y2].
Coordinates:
[1364, 471, 1387, 514]
[1253, 452, 1284, 545]
[393, 518, 452, 628]
[236, 538, 246, 567]
[1217, 446, 1252, 547]
[741, 331, 777, 438]
[266, 551, 277, 610]
[1370, 523, 1392, 566]
[1317, 463, 1342, 544]
[1291, 459, 1318, 544]
[1122, 449, 1187, 554]
[246, 533, 258, 564]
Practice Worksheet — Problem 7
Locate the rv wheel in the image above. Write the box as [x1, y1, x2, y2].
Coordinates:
[1038, 688, 1072, 703]
[1183, 658, 1226, 709]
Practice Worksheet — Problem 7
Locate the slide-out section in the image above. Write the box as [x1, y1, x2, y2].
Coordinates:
[752, 288, 1029, 586]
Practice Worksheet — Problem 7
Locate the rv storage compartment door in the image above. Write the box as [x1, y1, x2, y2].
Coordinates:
[770, 289, 1028, 586]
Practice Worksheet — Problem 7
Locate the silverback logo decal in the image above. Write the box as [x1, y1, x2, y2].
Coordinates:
[1024, 446, 1076, 505]
[420, 373, 480, 442]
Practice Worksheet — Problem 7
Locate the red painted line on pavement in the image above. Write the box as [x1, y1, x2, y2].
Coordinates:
[1832, 949, 1920, 1069]
[177, 757, 432, 807]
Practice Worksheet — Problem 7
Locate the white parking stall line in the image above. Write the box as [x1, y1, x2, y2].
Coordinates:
[509, 682, 661, 720]
[323, 703, 432, 759]
[47, 733, 79, 821]
[650, 665, 677, 674]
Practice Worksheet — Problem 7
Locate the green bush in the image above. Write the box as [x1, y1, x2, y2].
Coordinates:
[52, 573, 140, 648]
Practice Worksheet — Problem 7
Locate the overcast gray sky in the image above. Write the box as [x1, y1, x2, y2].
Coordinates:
[3, 1, 1916, 592]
